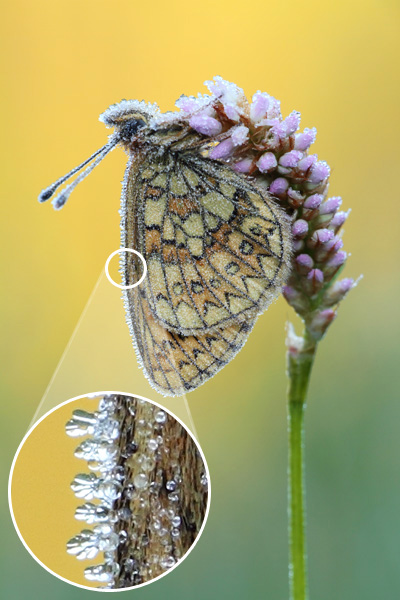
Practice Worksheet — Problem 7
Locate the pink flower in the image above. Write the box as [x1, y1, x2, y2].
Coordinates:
[233, 158, 254, 173]
[294, 128, 317, 151]
[257, 152, 277, 173]
[189, 115, 222, 136]
[172, 77, 357, 342]
[209, 138, 235, 159]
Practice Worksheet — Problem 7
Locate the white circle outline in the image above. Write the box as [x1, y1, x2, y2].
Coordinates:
[8, 390, 211, 593]
[105, 249, 147, 290]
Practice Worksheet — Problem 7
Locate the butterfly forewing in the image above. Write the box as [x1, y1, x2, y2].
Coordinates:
[132, 151, 291, 336]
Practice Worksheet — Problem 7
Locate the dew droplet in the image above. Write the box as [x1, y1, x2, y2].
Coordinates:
[133, 473, 148, 489]
[160, 556, 176, 569]
[141, 456, 156, 472]
[118, 507, 132, 520]
[147, 439, 158, 451]
[171, 516, 181, 527]
[98, 396, 117, 413]
[155, 410, 166, 424]
[171, 528, 180, 538]
[118, 530, 128, 544]
[123, 558, 136, 572]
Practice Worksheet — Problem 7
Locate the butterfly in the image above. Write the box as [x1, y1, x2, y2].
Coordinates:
[39, 99, 292, 396]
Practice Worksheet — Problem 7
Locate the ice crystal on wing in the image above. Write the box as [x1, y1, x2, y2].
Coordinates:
[75, 502, 110, 523]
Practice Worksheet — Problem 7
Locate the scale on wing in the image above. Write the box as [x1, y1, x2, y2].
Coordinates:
[131, 151, 291, 336]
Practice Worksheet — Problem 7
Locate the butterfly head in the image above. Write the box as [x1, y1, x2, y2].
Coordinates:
[99, 100, 158, 144]
[38, 99, 159, 209]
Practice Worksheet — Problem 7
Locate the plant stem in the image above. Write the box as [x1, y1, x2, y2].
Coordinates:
[287, 339, 316, 600]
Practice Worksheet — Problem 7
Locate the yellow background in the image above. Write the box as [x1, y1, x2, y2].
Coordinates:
[10, 398, 102, 589]
[2, 1, 400, 599]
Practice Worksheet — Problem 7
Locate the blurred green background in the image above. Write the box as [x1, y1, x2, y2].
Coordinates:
[1, 0, 399, 598]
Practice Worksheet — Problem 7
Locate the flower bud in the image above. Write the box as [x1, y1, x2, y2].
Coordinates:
[283, 286, 308, 314]
[295, 254, 314, 274]
[209, 138, 234, 159]
[250, 91, 270, 122]
[322, 278, 354, 306]
[307, 228, 334, 248]
[292, 219, 309, 238]
[326, 250, 347, 268]
[309, 161, 330, 184]
[308, 309, 337, 340]
[302, 193, 324, 219]
[306, 269, 324, 295]
[279, 150, 303, 169]
[287, 188, 305, 208]
[233, 158, 254, 173]
[257, 152, 277, 173]
[294, 127, 317, 151]
[303, 194, 323, 210]
[293, 239, 305, 252]
[283, 111, 301, 135]
[269, 177, 289, 196]
[324, 251, 347, 277]
[297, 155, 317, 172]
[224, 103, 241, 121]
[231, 125, 249, 146]
[314, 236, 343, 262]
[319, 196, 342, 215]
[189, 115, 222, 136]
[330, 210, 350, 231]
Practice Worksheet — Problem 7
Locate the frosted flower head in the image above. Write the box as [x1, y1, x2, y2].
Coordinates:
[250, 91, 281, 124]
[172, 76, 356, 344]
[205, 76, 249, 121]
[175, 93, 212, 115]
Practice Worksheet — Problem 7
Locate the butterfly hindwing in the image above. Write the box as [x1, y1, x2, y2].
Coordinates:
[125, 286, 255, 397]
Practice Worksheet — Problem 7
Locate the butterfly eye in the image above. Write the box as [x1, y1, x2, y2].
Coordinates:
[119, 118, 146, 142]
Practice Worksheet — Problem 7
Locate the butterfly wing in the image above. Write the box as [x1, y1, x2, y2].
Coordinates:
[120, 154, 255, 396]
[132, 150, 291, 336]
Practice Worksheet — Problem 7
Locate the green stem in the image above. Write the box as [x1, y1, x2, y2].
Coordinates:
[287, 340, 316, 600]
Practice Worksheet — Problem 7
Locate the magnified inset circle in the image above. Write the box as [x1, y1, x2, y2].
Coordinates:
[105, 248, 147, 290]
[9, 392, 210, 591]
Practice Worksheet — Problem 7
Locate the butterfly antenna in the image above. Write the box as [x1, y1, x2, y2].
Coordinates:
[38, 135, 118, 209]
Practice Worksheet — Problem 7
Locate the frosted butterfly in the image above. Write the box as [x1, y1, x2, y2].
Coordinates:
[39, 98, 291, 396]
